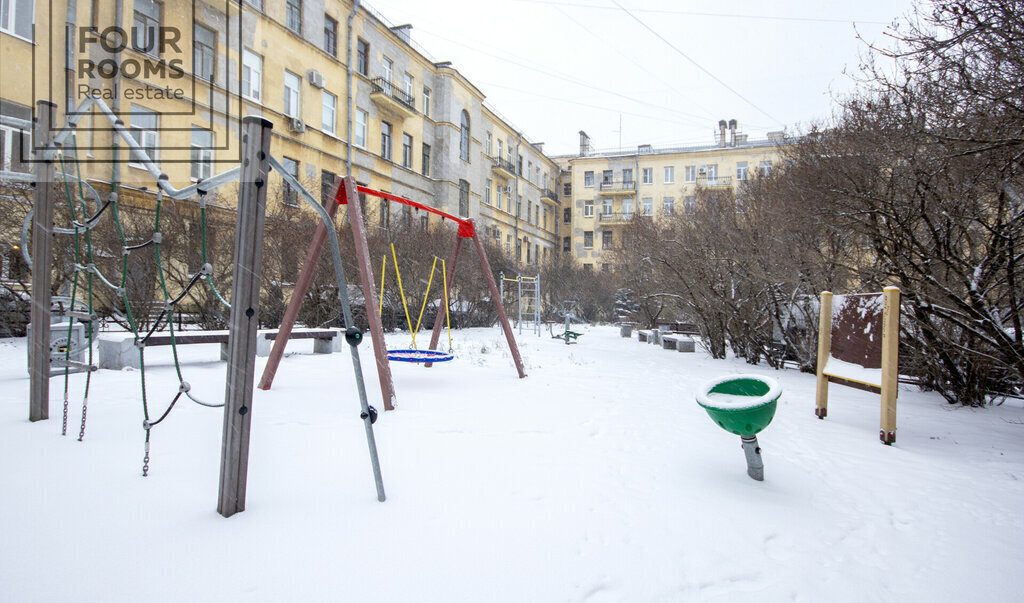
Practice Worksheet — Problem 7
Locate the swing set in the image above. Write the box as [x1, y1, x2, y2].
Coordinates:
[379, 243, 454, 363]
[258, 176, 526, 409]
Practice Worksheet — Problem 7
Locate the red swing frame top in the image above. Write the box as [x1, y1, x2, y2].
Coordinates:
[336, 184, 476, 239]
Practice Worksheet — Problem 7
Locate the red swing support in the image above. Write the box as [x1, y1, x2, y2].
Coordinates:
[258, 176, 526, 410]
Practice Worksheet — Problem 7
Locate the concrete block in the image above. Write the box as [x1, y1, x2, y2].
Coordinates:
[662, 337, 677, 350]
[220, 342, 231, 361]
[676, 336, 695, 353]
[619, 325, 633, 338]
[256, 333, 274, 357]
[98, 335, 139, 370]
[313, 331, 342, 354]
[651, 330, 662, 345]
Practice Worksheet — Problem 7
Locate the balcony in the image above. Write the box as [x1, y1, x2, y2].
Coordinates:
[541, 188, 558, 203]
[491, 156, 516, 179]
[695, 175, 733, 188]
[370, 77, 416, 119]
[598, 180, 636, 195]
[598, 212, 634, 225]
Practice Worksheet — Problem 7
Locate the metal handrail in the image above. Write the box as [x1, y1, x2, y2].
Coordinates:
[370, 77, 415, 111]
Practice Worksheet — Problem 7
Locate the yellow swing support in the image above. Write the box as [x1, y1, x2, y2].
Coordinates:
[379, 243, 453, 354]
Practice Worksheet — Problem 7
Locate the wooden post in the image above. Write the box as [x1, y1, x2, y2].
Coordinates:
[879, 287, 900, 444]
[425, 236, 463, 366]
[341, 176, 396, 410]
[257, 184, 340, 390]
[218, 116, 272, 518]
[29, 101, 57, 422]
[470, 222, 526, 379]
[814, 291, 833, 419]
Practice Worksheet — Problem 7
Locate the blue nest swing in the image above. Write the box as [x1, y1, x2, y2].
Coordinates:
[387, 348, 454, 363]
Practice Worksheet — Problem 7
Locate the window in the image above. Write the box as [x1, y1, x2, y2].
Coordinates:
[382, 57, 393, 83]
[356, 39, 369, 76]
[506, 234, 511, 255]
[281, 157, 299, 206]
[321, 91, 336, 134]
[623, 168, 633, 185]
[583, 200, 594, 217]
[517, 155, 522, 175]
[563, 208, 571, 223]
[284, 71, 301, 117]
[563, 182, 571, 196]
[736, 193, 747, 213]
[602, 231, 612, 249]
[241, 49, 262, 101]
[401, 133, 412, 168]
[190, 127, 214, 181]
[0, 123, 30, 173]
[128, 105, 158, 166]
[286, 0, 301, 33]
[243, 0, 262, 8]
[736, 161, 748, 181]
[528, 200, 533, 222]
[321, 169, 336, 206]
[458, 180, 470, 217]
[402, 73, 414, 103]
[642, 167, 653, 184]
[193, 23, 216, 81]
[132, 0, 161, 56]
[516, 195, 522, 217]
[421, 143, 431, 176]
[422, 87, 431, 117]
[684, 196, 696, 215]
[354, 109, 367, 147]
[380, 121, 392, 160]
[602, 170, 613, 185]
[684, 165, 696, 183]
[642, 197, 653, 216]
[323, 15, 337, 56]
[662, 197, 674, 215]
[584, 171, 594, 187]
[497, 140, 503, 161]
[583, 263, 592, 272]
[664, 166, 674, 183]
[622, 198, 633, 218]
[485, 132, 492, 156]
[379, 199, 390, 228]
[583, 231, 594, 249]
[703, 164, 718, 185]
[0, 0, 31, 39]
[602, 198, 612, 216]
[485, 179, 492, 205]
[563, 236, 570, 252]
[459, 110, 470, 161]
[602, 264, 611, 273]
[759, 160, 773, 177]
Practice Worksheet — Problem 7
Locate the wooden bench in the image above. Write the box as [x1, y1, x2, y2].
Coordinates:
[98, 328, 342, 370]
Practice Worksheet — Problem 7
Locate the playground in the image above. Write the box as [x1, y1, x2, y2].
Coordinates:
[2, 325, 1023, 601]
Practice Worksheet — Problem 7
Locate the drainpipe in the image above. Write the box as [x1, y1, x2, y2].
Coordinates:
[513, 132, 522, 263]
[112, 0, 122, 194]
[346, 0, 360, 173]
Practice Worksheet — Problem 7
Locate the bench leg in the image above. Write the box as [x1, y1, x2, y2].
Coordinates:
[98, 337, 139, 370]
[256, 335, 273, 357]
[313, 336, 340, 354]
[220, 342, 230, 362]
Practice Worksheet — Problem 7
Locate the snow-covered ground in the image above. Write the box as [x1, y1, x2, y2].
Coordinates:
[2, 325, 1022, 601]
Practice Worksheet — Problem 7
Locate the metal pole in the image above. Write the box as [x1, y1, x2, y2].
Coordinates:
[29, 101, 57, 422]
[471, 222, 526, 378]
[517, 275, 522, 334]
[218, 116, 273, 518]
[257, 191, 340, 390]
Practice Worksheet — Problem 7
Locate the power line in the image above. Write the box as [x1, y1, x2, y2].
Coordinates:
[513, 0, 890, 25]
[609, 0, 786, 127]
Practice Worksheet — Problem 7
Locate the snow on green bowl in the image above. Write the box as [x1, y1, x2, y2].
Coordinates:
[696, 374, 781, 437]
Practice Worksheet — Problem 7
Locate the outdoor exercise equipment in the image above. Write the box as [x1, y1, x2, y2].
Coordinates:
[696, 374, 781, 481]
[550, 300, 582, 344]
[379, 244, 454, 363]
[499, 272, 541, 336]
[259, 177, 527, 407]
[13, 99, 385, 517]
[814, 288, 900, 444]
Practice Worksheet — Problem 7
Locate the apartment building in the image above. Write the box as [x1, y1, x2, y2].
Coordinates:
[0, 0, 560, 277]
[553, 121, 785, 271]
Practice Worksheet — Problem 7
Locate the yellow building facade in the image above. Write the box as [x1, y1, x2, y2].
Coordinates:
[554, 124, 785, 270]
[0, 0, 560, 276]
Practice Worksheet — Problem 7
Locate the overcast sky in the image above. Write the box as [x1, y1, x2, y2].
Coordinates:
[363, 0, 916, 155]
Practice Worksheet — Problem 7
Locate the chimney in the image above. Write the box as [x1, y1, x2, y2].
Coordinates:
[728, 119, 737, 147]
[718, 120, 728, 147]
[579, 130, 591, 157]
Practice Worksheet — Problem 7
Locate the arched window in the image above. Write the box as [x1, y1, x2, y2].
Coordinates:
[458, 179, 470, 217]
[459, 110, 470, 161]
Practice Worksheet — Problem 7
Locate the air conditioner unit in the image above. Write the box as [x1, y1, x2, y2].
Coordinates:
[306, 69, 325, 88]
[289, 118, 306, 133]
[698, 168, 706, 174]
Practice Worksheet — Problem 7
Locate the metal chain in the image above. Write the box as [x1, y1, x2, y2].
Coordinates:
[77, 396, 89, 441]
[62, 392, 69, 436]
[142, 426, 151, 476]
